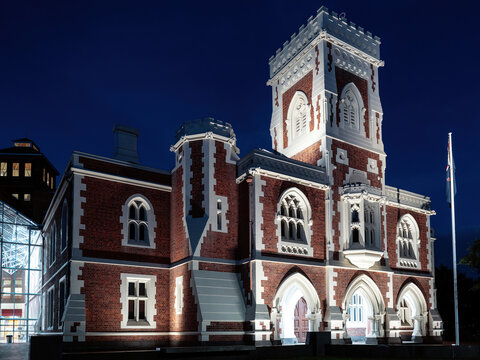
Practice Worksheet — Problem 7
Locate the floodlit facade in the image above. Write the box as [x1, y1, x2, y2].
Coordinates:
[0, 200, 42, 343]
[39, 7, 442, 349]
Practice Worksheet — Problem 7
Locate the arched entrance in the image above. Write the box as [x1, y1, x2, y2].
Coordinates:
[271, 273, 321, 345]
[343, 275, 385, 344]
[396, 282, 428, 342]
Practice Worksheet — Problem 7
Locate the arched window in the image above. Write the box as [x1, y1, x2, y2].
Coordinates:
[276, 188, 313, 256]
[121, 195, 157, 249]
[396, 214, 420, 268]
[339, 83, 363, 132]
[287, 91, 311, 141]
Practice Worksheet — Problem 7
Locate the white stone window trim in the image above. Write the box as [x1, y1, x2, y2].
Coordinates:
[396, 214, 421, 269]
[47, 284, 55, 330]
[120, 194, 157, 249]
[286, 91, 312, 143]
[60, 199, 69, 254]
[275, 187, 313, 257]
[174, 276, 184, 315]
[120, 273, 157, 329]
[49, 222, 56, 268]
[214, 196, 229, 233]
[339, 83, 366, 134]
[58, 275, 66, 329]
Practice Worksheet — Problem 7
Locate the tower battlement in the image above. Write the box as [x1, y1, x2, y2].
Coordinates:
[268, 6, 381, 79]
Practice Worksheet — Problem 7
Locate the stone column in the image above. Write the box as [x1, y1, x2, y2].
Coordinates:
[412, 315, 424, 343]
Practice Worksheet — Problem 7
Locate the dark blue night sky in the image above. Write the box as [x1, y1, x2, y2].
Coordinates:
[1, 1, 479, 269]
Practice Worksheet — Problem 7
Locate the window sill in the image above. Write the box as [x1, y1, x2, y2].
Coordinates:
[126, 320, 151, 327]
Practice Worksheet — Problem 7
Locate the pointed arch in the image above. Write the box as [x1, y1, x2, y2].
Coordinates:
[339, 83, 364, 132]
[272, 272, 322, 344]
[120, 194, 157, 249]
[286, 91, 311, 141]
[396, 214, 420, 268]
[396, 281, 428, 338]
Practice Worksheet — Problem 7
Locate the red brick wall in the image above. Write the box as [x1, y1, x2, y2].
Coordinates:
[329, 139, 383, 254]
[169, 264, 197, 332]
[385, 206, 429, 272]
[260, 262, 327, 330]
[80, 177, 170, 263]
[282, 71, 314, 149]
[170, 164, 189, 263]
[333, 269, 389, 309]
[200, 141, 239, 260]
[291, 140, 322, 165]
[260, 176, 326, 260]
[334, 67, 370, 138]
[80, 263, 169, 332]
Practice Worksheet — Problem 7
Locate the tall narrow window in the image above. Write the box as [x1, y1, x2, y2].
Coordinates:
[127, 281, 148, 324]
[47, 287, 55, 329]
[43, 168, 46, 182]
[287, 91, 311, 140]
[46, 173, 50, 186]
[61, 200, 68, 251]
[24, 163, 32, 177]
[396, 214, 420, 268]
[12, 163, 19, 177]
[340, 83, 363, 132]
[49, 223, 56, 266]
[0, 162, 7, 176]
[217, 199, 222, 231]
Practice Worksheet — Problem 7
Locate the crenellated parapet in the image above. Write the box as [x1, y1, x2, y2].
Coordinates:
[268, 6, 382, 80]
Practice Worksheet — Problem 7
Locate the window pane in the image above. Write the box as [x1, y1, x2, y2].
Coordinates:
[25, 163, 32, 177]
[24, 194, 31, 201]
[139, 300, 146, 320]
[139, 283, 146, 297]
[0, 162, 7, 176]
[12, 163, 19, 177]
[129, 223, 136, 241]
[217, 213, 222, 230]
[139, 206, 146, 221]
[128, 300, 135, 320]
[128, 282, 135, 296]
[129, 205, 136, 220]
[139, 224, 147, 241]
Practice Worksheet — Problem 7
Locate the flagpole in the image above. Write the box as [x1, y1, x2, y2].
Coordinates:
[448, 132, 460, 346]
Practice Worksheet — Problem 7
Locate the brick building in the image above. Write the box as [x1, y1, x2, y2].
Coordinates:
[40, 7, 442, 349]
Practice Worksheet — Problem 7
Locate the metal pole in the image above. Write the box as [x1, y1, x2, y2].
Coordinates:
[448, 132, 460, 346]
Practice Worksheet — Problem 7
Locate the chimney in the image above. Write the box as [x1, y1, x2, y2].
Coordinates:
[113, 125, 139, 163]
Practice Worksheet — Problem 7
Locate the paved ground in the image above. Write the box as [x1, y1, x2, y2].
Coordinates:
[0, 343, 29, 360]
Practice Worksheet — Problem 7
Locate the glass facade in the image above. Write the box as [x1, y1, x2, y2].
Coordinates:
[0, 200, 42, 343]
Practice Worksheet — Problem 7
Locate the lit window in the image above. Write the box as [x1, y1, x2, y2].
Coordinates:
[347, 293, 365, 325]
[24, 194, 31, 201]
[43, 168, 45, 182]
[121, 195, 156, 248]
[12, 163, 19, 177]
[46, 173, 50, 186]
[121, 274, 156, 328]
[12, 193, 19, 200]
[24, 163, 31, 177]
[0, 162, 7, 176]
[61, 200, 68, 251]
[50, 176, 54, 189]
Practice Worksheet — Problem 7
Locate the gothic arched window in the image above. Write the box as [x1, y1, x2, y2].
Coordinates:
[121, 195, 157, 249]
[276, 188, 313, 256]
[340, 83, 363, 132]
[287, 91, 311, 141]
[397, 214, 420, 268]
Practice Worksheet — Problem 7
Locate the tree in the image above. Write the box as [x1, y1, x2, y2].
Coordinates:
[459, 238, 480, 291]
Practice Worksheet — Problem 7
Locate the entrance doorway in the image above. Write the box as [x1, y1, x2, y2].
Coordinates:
[294, 297, 308, 343]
